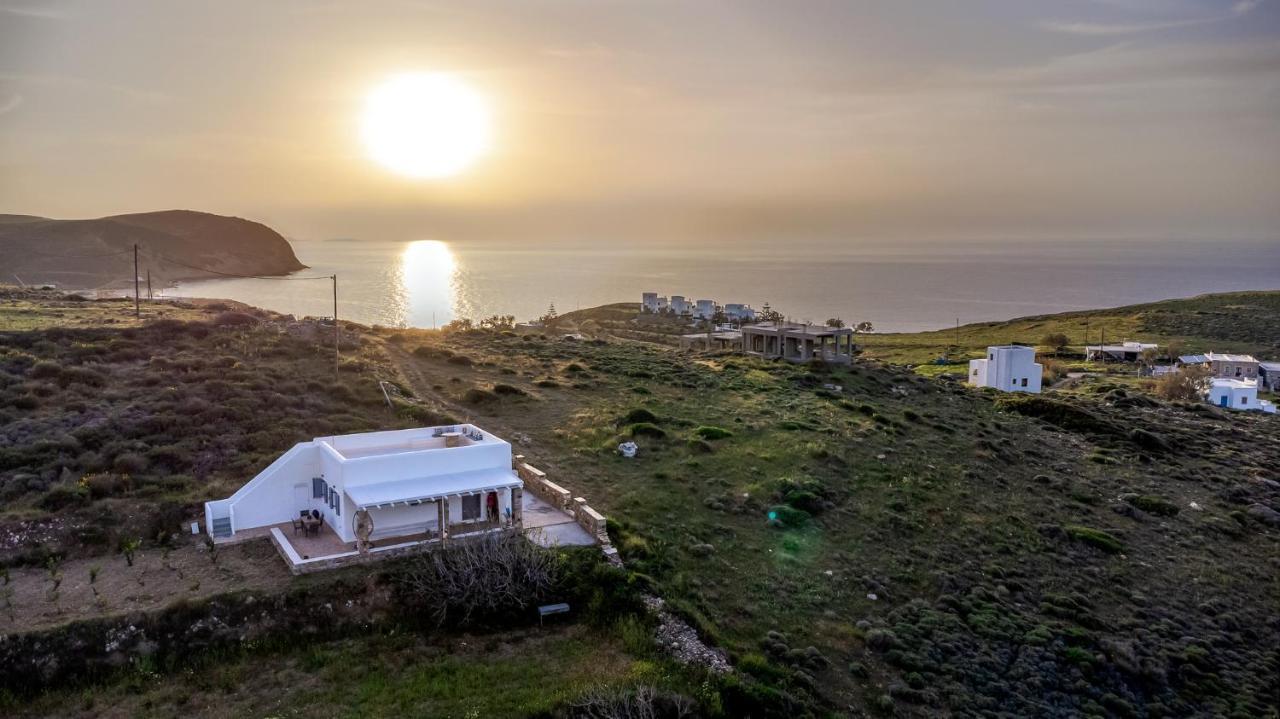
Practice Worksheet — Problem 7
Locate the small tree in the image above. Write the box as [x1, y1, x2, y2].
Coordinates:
[854, 321, 874, 334]
[1155, 363, 1211, 401]
[757, 303, 784, 323]
[120, 538, 141, 567]
[540, 303, 558, 324]
[825, 318, 845, 328]
[1041, 332, 1071, 357]
[1165, 339, 1184, 366]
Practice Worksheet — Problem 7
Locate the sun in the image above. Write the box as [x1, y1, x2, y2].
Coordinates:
[360, 73, 492, 179]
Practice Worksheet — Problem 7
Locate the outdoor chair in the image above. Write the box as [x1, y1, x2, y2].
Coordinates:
[291, 518, 304, 535]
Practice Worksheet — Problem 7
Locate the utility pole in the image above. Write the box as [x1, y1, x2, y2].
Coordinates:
[332, 274, 340, 377]
[133, 244, 140, 318]
[955, 317, 960, 348]
[146, 270, 152, 300]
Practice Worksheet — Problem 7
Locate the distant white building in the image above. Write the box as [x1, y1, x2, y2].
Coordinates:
[724, 303, 756, 322]
[969, 345, 1042, 393]
[1085, 341, 1158, 362]
[641, 292, 660, 313]
[670, 295, 690, 315]
[1207, 378, 1275, 413]
[693, 299, 716, 320]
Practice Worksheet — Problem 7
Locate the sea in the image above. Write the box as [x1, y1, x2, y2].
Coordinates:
[163, 237, 1280, 333]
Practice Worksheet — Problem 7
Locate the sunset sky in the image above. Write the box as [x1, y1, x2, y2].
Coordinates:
[2, 0, 1278, 243]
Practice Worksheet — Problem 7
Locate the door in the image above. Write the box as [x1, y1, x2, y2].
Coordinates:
[293, 483, 309, 514]
[1219, 395, 1229, 408]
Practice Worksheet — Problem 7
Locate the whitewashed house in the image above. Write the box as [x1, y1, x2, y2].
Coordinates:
[693, 299, 716, 320]
[1206, 378, 1275, 413]
[204, 425, 522, 545]
[670, 295, 690, 316]
[969, 345, 1042, 393]
[1085, 341, 1158, 362]
[724, 303, 756, 322]
[641, 292, 669, 313]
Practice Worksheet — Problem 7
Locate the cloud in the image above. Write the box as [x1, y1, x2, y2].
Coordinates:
[1043, 0, 1262, 35]
[0, 3, 72, 20]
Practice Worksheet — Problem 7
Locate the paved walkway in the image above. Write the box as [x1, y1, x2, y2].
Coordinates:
[522, 492, 597, 547]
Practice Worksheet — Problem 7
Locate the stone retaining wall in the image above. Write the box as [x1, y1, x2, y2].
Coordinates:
[515, 455, 610, 545]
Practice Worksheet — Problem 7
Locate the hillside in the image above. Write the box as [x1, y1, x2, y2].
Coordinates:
[0, 290, 1277, 717]
[0, 210, 306, 290]
[859, 291, 1280, 369]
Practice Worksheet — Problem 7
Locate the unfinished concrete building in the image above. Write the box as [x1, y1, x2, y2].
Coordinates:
[741, 322, 856, 364]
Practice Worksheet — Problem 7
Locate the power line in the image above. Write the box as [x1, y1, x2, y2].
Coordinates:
[139, 248, 332, 281]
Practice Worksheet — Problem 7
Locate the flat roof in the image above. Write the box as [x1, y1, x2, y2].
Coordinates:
[317, 424, 501, 460]
[345, 468, 522, 509]
[1259, 361, 1280, 371]
[1205, 352, 1258, 363]
[743, 322, 854, 336]
[1210, 378, 1257, 389]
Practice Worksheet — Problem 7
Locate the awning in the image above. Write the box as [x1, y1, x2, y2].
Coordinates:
[345, 468, 522, 510]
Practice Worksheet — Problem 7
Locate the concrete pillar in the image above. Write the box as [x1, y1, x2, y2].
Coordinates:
[510, 486, 523, 529]
[514, 453, 524, 470]
[439, 497, 450, 543]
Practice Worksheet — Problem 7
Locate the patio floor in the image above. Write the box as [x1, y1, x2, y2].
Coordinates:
[522, 492, 597, 547]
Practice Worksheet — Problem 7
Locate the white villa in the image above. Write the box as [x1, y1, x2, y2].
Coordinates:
[204, 425, 523, 547]
[724, 303, 756, 322]
[693, 299, 716, 320]
[1207, 378, 1276, 413]
[969, 345, 1042, 393]
[1085, 341, 1158, 362]
[670, 295, 690, 315]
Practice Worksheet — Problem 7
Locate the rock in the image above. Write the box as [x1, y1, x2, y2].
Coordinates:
[1245, 504, 1280, 526]
[689, 543, 715, 557]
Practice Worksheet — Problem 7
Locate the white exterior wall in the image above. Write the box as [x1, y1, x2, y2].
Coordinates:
[1209, 380, 1258, 410]
[208, 426, 514, 542]
[969, 346, 1042, 393]
[641, 292, 659, 312]
[694, 300, 715, 319]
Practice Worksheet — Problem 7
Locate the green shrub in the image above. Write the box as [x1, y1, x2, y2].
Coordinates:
[767, 504, 810, 528]
[1065, 525, 1123, 554]
[491, 383, 527, 396]
[463, 388, 497, 404]
[1127, 495, 1180, 517]
[619, 407, 660, 425]
[627, 422, 666, 438]
[694, 425, 733, 440]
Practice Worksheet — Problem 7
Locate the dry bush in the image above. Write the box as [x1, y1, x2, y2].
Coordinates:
[1154, 364, 1211, 401]
[393, 532, 559, 627]
[567, 685, 695, 719]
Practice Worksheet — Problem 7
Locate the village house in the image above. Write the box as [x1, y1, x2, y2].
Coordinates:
[641, 292, 668, 313]
[1179, 352, 1260, 379]
[693, 299, 716, 320]
[723, 303, 756, 321]
[204, 425, 523, 548]
[1257, 361, 1280, 392]
[1207, 378, 1276, 413]
[670, 295, 690, 315]
[1085, 341, 1158, 362]
[969, 345, 1042, 393]
[741, 321, 856, 364]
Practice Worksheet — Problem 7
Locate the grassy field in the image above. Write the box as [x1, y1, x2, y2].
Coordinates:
[2, 288, 1278, 717]
[14, 623, 684, 719]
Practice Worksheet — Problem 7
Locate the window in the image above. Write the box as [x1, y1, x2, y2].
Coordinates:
[1021, 378, 1028, 387]
[313, 477, 325, 499]
[461, 494, 481, 521]
[1241, 397, 1248, 405]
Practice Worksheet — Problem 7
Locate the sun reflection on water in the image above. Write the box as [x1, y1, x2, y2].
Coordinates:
[395, 240, 457, 327]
